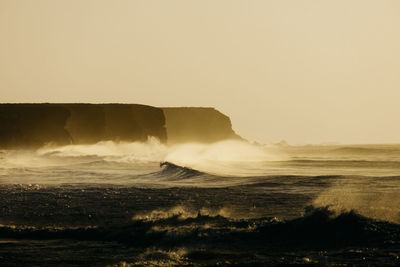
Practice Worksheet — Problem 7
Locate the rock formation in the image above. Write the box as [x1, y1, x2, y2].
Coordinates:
[162, 107, 241, 144]
[0, 104, 241, 148]
[0, 104, 166, 149]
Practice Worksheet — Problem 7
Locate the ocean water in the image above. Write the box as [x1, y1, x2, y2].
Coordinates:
[1, 140, 400, 266]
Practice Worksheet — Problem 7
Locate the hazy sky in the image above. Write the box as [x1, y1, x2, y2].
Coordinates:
[1, 0, 399, 144]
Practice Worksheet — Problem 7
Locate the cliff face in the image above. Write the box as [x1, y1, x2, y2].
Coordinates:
[63, 104, 166, 144]
[0, 104, 166, 149]
[162, 107, 241, 144]
[0, 104, 71, 148]
[0, 104, 240, 149]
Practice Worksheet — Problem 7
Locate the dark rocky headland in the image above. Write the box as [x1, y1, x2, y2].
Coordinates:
[0, 104, 240, 149]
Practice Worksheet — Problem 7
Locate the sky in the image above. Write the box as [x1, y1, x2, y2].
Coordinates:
[1, 0, 400, 144]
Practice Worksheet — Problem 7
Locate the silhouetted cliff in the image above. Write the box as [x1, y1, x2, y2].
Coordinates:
[162, 107, 241, 144]
[0, 104, 71, 148]
[0, 104, 240, 148]
[0, 104, 166, 149]
[63, 104, 166, 144]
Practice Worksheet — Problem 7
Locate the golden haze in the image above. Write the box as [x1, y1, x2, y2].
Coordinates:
[1, 0, 399, 144]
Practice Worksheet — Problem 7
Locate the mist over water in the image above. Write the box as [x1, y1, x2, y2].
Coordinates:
[1, 139, 283, 184]
[1, 140, 400, 265]
[2, 0, 400, 264]
[3, 139, 399, 179]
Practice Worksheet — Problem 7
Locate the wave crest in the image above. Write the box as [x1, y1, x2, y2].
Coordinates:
[1, 206, 399, 249]
[159, 162, 206, 179]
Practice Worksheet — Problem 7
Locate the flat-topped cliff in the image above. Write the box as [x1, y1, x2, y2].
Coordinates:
[162, 107, 241, 144]
[0, 104, 240, 148]
[0, 104, 166, 149]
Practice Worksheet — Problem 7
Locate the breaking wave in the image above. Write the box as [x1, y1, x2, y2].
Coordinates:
[158, 162, 206, 179]
[1, 207, 399, 250]
[1, 139, 284, 178]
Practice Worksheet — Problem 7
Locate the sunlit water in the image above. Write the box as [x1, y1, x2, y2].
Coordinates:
[1, 140, 400, 266]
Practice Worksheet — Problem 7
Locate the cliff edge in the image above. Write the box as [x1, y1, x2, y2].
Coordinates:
[0, 104, 241, 148]
[162, 107, 241, 144]
[0, 104, 166, 149]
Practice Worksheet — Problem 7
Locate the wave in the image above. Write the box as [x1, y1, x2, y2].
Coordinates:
[1, 206, 399, 250]
[158, 161, 206, 178]
[2, 140, 400, 186]
[134, 162, 215, 186]
[333, 146, 400, 155]
[1, 139, 281, 175]
[289, 159, 400, 164]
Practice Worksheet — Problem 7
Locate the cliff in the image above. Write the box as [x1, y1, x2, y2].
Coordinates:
[0, 104, 166, 149]
[0, 104, 71, 148]
[63, 104, 166, 144]
[0, 104, 240, 149]
[162, 107, 241, 144]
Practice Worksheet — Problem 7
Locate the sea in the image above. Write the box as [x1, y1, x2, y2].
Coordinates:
[1, 139, 400, 266]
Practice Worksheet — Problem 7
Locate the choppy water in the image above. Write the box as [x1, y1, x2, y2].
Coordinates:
[1, 140, 400, 266]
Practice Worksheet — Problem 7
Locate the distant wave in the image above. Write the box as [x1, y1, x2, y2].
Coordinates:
[287, 159, 400, 167]
[1, 207, 399, 250]
[157, 161, 208, 179]
[333, 146, 400, 155]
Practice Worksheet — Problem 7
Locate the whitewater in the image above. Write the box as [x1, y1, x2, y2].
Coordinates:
[1, 139, 400, 266]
